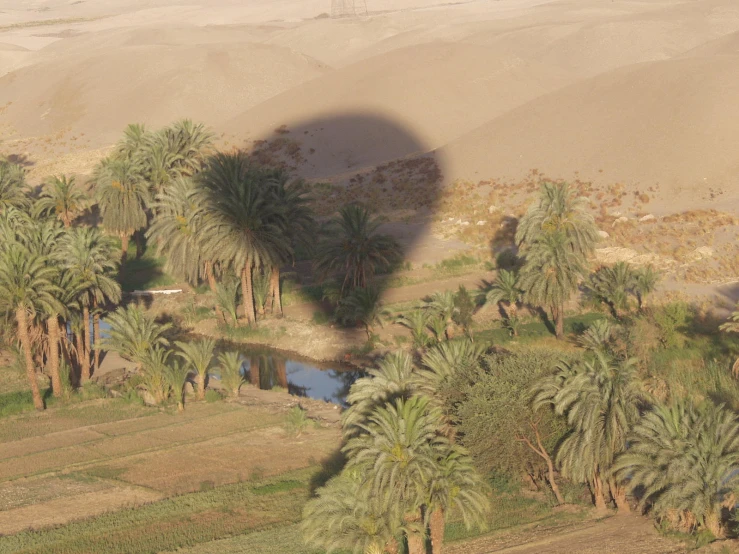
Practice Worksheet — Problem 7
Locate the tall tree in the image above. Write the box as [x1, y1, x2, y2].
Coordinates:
[264, 169, 314, 315]
[58, 227, 122, 381]
[614, 400, 739, 537]
[532, 352, 645, 512]
[34, 175, 87, 227]
[314, 205, 402, 296]
[518, 231, 586, 339]
[94, 157, 150, 260]
[633, 265, 660, 310]
[199, 152, 290, 325]
[516, 182, 598, 339]
[0, 243, 61, 409]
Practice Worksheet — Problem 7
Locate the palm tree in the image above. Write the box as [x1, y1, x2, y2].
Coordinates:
[34, 175, 87, 227]
[336, 286, 389, 339]
[94, 156, 150, 260]
[264, 170, 314, 315]
[516, 182, 598, 339]
[424, 291, 457, 340]
[416, 339, 486, 408]
[516, 181, 599, 259]
[484, 269, 522, 335]
[344, 396, 449, 554]
[303, 468, 400, 554]
[633, 265, 660, 310]
[426, 443, 489, 553]
[217, 351, 244, 397]
[532, 352, 646, 512]
[614, 400, 739, 537]
[586, 262, 635, 319]
[0, 243, 61, 409]
[215, 274, 240, 326]
[0, 159, 30, 211]
[577, 319, 615, 355]
[342, 351, 416, 436]
[518, 231, 587, 339]
[314, 205, 402, 296]
[147, 177, 205, 285]
[395, 309, 432, 349]
[158, 119, 213, 176]
[114, 123, 151, 161]
[58, 227, 122, 381]
[140, 135, 183, 194]
[720, 304, 739, 376]
[199, 152, 290, 325]
[139, 345, 172, 405]
[165, 358, 190, 412]
[98, 304, 171, 371]
[175, 338, 215, 400]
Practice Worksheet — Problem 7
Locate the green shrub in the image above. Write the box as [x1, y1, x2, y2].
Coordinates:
[284, 406, 309, 437]
[204, 390, 222, 403]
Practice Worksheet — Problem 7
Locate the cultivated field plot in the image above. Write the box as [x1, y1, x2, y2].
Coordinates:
[0, 398, 339, 536]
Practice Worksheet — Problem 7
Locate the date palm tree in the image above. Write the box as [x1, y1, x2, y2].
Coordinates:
[720, 304, 739, 376]
[426, 443, 489, 553]
[303, 468, 400, 554]
[516, 181, 599, 259]
[159, 119, 213, 176]
[586, 262, 636, 319]
[0, 159, 30, 211]
[532, 352, 645, 512]
[518, 231, 586, 339]
[94, 156, 150, 260]
[342, 351, 416, 436]
[336, 286, 389, 340]
[98, 304, 171, 371]
[264, 170, 314, 315]
[424, 291, 457, 340]
[0, 243, 61, 409]
[199, 152, 290, 325]
[217, 351, 245, 397]
[34, 175, 87, 227]
[395, 309, 433, 349]
[633, 265, 660, 310]
[165, 358, 190, 412]
[615, 400, 739, 537]
[484, 269, 522, 335]
[58, 227, 122, 381]
[175, 338, 215, 400]
[314, 204, 402, 296]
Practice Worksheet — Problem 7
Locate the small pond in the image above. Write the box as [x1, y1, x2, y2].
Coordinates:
[229, 351, 363, 406]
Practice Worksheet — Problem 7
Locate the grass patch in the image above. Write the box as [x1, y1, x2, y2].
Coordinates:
[0, 382, 108, 421]
[476, 312, 605, 344]
[0, 470, 314, 554]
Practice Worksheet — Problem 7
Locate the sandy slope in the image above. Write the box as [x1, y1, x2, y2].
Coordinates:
[0, 0, 738, 214]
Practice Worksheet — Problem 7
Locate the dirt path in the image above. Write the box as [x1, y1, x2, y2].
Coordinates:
[446, 514, 686, 554]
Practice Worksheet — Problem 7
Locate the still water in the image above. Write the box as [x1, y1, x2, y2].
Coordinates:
[230, 353, 363, 406]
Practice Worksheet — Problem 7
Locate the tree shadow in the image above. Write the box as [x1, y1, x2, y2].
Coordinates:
[308, 448, 347, 495]
[5, 153, 35, 168]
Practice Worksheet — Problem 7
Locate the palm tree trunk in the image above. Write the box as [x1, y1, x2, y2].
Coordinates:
[74, 330, 84, 383]
[704, 510, 723, 538]
[134, 231, 144, 259]
[592, 474, 608, 513]
[553, 304, 565, 340]
[17, 308, 44, 410]
[384, 537, 399, 554]
[509, 302, 518, 336]
[240, 261, 256, 325]
[204, 261, 226, 323]
[82, 305, 91, 381]
[406, 532, 425, 554]
[93, 309, 101, 373]
[120, 233, 129, 262]
[270, 265, 282, 315]
[609, 480, 630, 513]
[197, 370, 206, 400]
[430, 508, 445, 553]
[275, 357, 288, 389]
[47, 316, 62, 398]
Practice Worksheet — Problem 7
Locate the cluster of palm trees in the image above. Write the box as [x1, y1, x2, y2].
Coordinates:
[101, 304, 245, 407]
[395, 287, 476, 348]
[0, 160, 121, 409]
[532, 321, 739, 537]
[303, 342, 490, 554]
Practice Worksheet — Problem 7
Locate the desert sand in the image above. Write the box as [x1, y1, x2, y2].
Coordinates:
[1, 0, 738, 211]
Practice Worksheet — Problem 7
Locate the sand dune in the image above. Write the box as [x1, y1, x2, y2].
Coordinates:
[0, 27, 327, 145]
[439, 48, 739, 209]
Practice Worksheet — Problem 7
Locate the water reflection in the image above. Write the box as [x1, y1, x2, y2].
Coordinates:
[238, 352, 362, 406]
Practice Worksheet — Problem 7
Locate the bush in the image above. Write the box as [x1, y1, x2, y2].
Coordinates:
[652, 302, 690, 349]
[284, 406, 309, 437]
[453, 348, 575, 484]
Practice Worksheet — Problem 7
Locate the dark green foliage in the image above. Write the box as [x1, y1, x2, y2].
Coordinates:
[454, 348, 570, 479]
